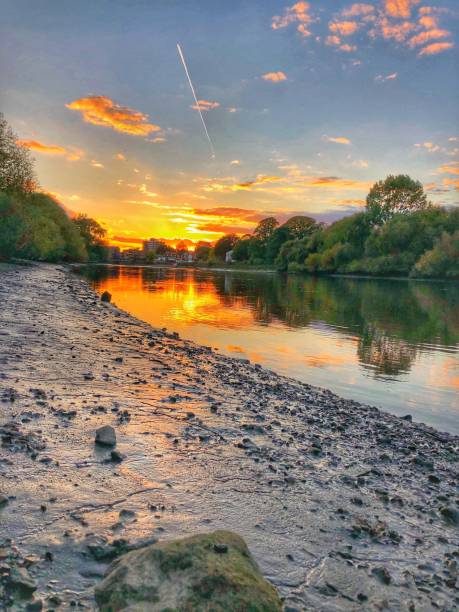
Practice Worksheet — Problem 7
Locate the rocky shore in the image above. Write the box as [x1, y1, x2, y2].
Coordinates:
[0, 263, 458, 610]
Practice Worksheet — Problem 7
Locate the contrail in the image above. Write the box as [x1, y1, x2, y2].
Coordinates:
[177, 43, 215, 159]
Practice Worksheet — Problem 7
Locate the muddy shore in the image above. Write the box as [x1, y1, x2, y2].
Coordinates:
[0, 263, 458, 610]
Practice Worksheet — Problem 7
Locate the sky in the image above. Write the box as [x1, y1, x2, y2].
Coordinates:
[1, 0, 458, 248]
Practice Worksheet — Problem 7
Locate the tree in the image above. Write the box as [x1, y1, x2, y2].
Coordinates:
[0, 113, 37, 193]
[195, 241, 212, 262]
[232, 236, 251, 261]
[413, 230, 459, 278]
[366, 175, 429, 225]
[265, 225, 293, 263]
[73, 214, 107, 261]
[213, 234, 238, 259]
[0, 191, 87, 262]
[254, 217, 279, 243]
[282, 215, 318, 239]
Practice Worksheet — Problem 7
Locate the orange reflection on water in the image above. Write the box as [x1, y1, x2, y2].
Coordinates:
[85, 265, 459, 434]
[94, 267, 255, 331]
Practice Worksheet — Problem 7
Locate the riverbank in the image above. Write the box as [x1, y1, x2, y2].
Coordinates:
[0, 263, 458, 610]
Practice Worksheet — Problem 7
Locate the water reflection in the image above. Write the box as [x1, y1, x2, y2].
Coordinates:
[80, 265, 459, 432]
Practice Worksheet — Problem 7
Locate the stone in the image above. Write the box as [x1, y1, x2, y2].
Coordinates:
[100, 291, 112, 303]
[95, 530, 282, 611]
[95, 425, 116, 447]
[440, 506, 459, 526]
[110, 450, 125, 463]
[8, 566, 37, 597]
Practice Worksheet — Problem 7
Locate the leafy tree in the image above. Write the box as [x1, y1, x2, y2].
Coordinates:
[413, 230, 459, 278]
[265, 225, 293, 263]
[0, 191, 87, 261]
[254, 217, 279, 243]
[0, 113, 37, 193]
[232, 236, 251, 261]
[282, 215, 318, 239]
[213, 233, 238, 259]
[366, 175, 429, 225]
[73, 214, 107, 261]
[195, 241, 212, 262]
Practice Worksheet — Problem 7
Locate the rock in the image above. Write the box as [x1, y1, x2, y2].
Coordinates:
[100, 291, 112, 303]
[440, 506, 459, 526]
[371, 566, 391, 584]
[95, 425, 116, 447]
[110, 450, 125, 463]
[0, 494, 8, 506]
[94, 530, 282, 611]
[8, 566, 37, 597]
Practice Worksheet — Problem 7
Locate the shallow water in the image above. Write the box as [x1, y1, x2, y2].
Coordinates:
[82, 265, 459, 433]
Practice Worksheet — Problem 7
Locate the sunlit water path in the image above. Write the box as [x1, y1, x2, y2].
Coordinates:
[81, 265, 459, 434]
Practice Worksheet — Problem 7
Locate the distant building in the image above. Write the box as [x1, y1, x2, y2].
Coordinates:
[105, 246, 121, 263]
[120, 248, 143, 263]
[176, 250, 195, 263]
[143, 238, 162, 254]
[225, 250, 233, 263]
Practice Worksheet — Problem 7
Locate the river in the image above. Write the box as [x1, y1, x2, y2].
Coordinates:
[80, 265, 459, 434]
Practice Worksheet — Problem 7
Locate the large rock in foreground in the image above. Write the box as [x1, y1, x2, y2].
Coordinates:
[94, 530, 282, 611]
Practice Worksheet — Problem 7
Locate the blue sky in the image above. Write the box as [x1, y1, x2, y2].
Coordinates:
[1, 0, 458, 245]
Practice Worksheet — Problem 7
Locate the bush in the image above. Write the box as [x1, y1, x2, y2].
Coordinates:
[413, 231, 459, 278]
[0, 190, 87, 262]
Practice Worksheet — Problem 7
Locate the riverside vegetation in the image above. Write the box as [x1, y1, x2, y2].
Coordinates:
[197, 182, 458, 278]
[1, 113, 458, 278]
[0, 113, 108, 264]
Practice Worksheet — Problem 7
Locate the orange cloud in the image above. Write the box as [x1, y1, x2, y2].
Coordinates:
[442, 178, 459, 190]
[384, 0, 420, 19]
[115, 152, 126, 160]
[376, 17, 416, 42]
[91, 160, 104, 169]
[322, 135, 352, 145]
[262, 71, 287, 82]
[339, 43, 357, 52]
[237, 175, 283, 189]
[191, 100, 220, 111]
[329, 21, 359, 36]
[342, 3, 375, 17]
[408, 28, 450, 47]
[197, 222, 253, 235]
[419, 15, 438, 29]
[17, 139, 84, 161]
[326, 35, 341, 46]
[272, 2, 313, 37]
[436, 162, 459, 175]
[17, 139, 66, 155]
[418, 41, 454, 56]
[66, 95, 161, 136]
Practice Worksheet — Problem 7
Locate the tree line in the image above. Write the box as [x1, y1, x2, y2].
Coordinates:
[0, 113, 107, 262]
[1, 112, 457, 277]
[196, 175, 458, 279]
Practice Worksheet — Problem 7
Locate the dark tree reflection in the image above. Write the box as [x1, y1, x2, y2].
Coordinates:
[79, 265, 459, 378]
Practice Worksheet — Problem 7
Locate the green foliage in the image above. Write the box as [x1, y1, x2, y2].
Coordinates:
[366, 174, 429, 225]
[282, 215, 318, 239]
[72, 214, 107, 261]
[0, 113, 37, 193]
[274, 205, 458, 279]
[0, 190, 87, 262]
[232, 236, 251, 262]
[253, 217, 279, 243]
[413, 230, 459, 278]
[213, 233, 238, 259]
[195, 242, 212, 262]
